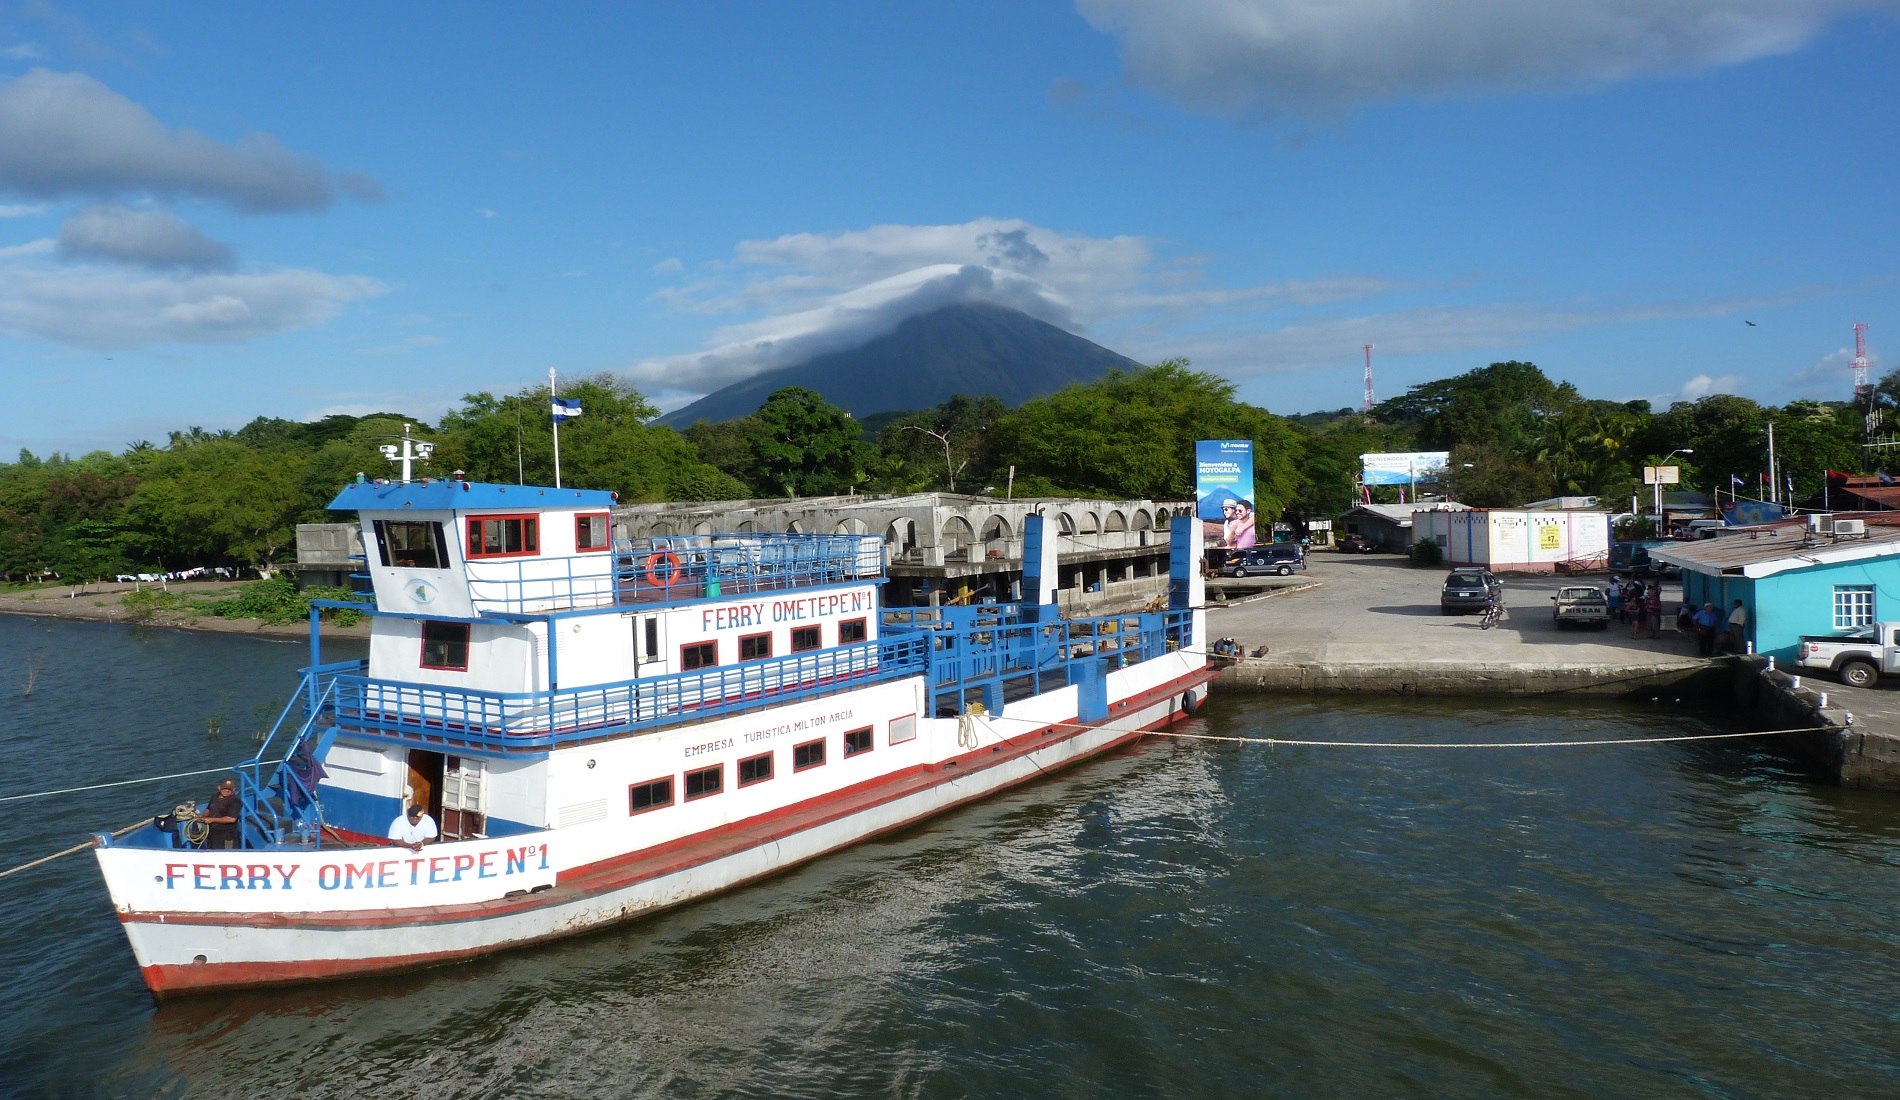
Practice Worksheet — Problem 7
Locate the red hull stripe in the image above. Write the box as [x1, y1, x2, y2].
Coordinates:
[126, 666, 1215, 941]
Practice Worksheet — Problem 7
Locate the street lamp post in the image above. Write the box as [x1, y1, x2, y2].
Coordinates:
[1654, 448, 1692, 534]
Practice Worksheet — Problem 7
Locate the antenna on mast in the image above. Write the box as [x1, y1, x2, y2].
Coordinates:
[1362, 344, 1375, 414]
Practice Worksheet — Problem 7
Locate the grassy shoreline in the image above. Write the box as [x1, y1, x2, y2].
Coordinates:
[0, 578, 371, 640]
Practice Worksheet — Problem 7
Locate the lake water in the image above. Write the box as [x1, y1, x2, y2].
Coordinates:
[2, 614, 1898, 1098]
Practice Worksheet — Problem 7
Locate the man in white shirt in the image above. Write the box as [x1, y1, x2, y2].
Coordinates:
[388, 803, 438, 852]
[1727, 600, 1748, 654]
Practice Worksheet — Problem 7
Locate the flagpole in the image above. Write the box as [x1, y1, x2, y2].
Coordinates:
[550, 367, 562, 489]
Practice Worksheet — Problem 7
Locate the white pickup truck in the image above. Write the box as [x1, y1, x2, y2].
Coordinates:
[1797, 623, 1900, 687]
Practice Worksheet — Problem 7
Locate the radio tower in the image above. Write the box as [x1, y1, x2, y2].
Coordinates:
[1853, 322, 1871, 403]
[1362, 343, 1375, 413]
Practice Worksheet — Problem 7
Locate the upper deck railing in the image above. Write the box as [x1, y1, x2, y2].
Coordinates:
[458, 532, 885, 615]
[310, 602, 1196, 756]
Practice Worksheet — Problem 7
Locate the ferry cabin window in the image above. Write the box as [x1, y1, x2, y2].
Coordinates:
[575, 513, 611, 552]
[628, 777, 673, 815]
[740, 632, 773, 661]
[466, 514, 540, 559]
[684, 765, 723, 800]
[793, 739, 825, 771]
[681, 641, 717, 670]
[791, 625, 821, 653]
[420, 621, 471, 670]
[738, 752, 774, 786]
[888, 714, 917, 745]
[374, 520, 449, 569]
[843, 727, 873, 757]
[839, 617, 868, 645]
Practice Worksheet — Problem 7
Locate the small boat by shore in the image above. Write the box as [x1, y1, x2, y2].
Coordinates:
[90, 478, 1213, 998]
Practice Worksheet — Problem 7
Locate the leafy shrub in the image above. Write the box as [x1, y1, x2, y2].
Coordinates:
[1410, 539, 1444, 566]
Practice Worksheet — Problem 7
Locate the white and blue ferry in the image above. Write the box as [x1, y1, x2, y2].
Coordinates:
[92, 478, 1213, 997]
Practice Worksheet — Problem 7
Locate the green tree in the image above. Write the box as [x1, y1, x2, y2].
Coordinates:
[751, 387, 864, 497]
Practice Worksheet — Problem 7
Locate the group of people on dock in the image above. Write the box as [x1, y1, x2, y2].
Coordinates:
[1606, 575, 1665, 639]
[1606, 574, 1748, 657]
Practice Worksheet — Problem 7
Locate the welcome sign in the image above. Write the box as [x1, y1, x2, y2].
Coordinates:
[1196, 440, 1256, 550]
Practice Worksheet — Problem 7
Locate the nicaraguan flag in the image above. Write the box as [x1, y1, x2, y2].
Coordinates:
[551, 397, 583, 422]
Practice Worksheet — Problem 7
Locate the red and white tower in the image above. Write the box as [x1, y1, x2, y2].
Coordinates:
[1853, 322, 1871, 402]
[1362, 343, 1375, 413]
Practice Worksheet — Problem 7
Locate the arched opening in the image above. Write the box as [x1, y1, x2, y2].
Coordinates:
[1057, 512, 1076, 536]
[650, 522, 676, 538]
[1079, 511, 1101, 535]
[886, 518, 917, 559]
[787, 520, 805, 534]
[942, 516, 977, 561]
[1104, 510, 1127, 533]
[693, 521, 714, 536]
[834, 518, 869, 535]
[981, 514, 1011, 559]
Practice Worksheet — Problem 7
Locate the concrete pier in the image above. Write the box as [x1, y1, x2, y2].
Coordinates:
[1732, 657, 1900, 789]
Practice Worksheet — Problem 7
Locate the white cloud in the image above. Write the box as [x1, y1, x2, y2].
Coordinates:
[0, 260, 385, 349]
[0, 202, 46, 217]
[1678, 373, 1749, 400]
[57, 204, 233, 269]
[0, 238, 54, 260]
[650, 257, 682, 274]
[1075, 0, 1897, 118]
[479, 208, 497, 219]
[0, 42, 44, 61]
[632, 217, 1395, 398]
[0, 69, 379, 211]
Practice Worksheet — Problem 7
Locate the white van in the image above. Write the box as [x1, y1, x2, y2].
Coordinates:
[1685, 519, 1728, 539]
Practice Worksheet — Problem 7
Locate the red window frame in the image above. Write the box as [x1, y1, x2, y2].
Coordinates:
[739, 632, 773, 661]
[465, 513, 541, 560]
[790, 625, 821, 653]
[839, 617, 868, 645]
[681, 641, 717, 671]
[792, 738, 826, 772]
[419, 621, 471, 671]
[628, 776, 674, 815]
[684, 765, 723, 801]
[843, 726, 873, 757]
[737, 751, 774, 787]
[575, 512, 612, 553]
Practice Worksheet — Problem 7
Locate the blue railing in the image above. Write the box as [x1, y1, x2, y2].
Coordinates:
[234, 658, 365, 848]
[330, 635, 930, 753]
[451, 534, 885, 615]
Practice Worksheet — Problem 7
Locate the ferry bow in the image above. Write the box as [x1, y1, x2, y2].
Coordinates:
[92, 479, 1212, 997]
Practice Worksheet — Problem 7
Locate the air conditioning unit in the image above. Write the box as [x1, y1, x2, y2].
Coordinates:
[1834, 518, 1866, 536]
[1809, 514, 1834, 533]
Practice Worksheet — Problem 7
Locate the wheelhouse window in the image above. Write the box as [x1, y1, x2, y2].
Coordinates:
[1834, 585, 1876, 630]
[843, 727, 873, 757]
[628, 777, 673, 815]
[684, 765, 723, 800]
[740, 632, 773, 661]
[839, 618, 868, 645]
[793, 739, 825, 771]
[681, 641, 717, 670]
[420, 621, 471, 671]
[465, 514, 540, 559]
[576, 513, 611, 552]
[791, 625, 822, 653]
[373, 520, 449, 569]
[738, 752, 774, 787]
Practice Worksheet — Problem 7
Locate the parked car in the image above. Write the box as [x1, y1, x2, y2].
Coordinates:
[1797, 623, 1900, 687]
[1338, 533, 1378, 553]
[1440, 569, 1503, 615]
[1221, 545, 1306, 577]
[1550, 585, 1609, 629]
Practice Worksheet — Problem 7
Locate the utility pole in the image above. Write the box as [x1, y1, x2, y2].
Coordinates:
[1766, 421, 1777, 506]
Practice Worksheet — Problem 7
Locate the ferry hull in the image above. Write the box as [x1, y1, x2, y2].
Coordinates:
[114, 670, 1210, 998]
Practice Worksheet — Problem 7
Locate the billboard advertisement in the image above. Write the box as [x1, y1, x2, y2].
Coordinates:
[1196, 440, 1256, 549]
[1361, 451, 1451, 486]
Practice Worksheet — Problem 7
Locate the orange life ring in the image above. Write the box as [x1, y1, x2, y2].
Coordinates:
[644, 551, 683, 587]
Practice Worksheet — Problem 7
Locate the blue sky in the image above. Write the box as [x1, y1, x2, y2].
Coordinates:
[1, 1, 1896, 456]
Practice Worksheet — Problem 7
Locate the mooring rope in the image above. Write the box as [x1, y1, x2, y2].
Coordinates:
[0, 818, 154, 882]
[0, 764, 244, 805]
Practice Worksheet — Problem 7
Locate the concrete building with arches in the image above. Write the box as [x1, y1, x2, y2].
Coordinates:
[613, 493, 1186, 611]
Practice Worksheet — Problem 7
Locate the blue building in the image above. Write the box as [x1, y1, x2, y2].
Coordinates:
[1650, 525, 1900, 659]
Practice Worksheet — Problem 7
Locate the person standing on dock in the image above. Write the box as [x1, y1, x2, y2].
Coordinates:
[1628, 581, 1648, 639]
[1606, 579, 1622, 623]
[1728, 600, 1749, 654]
[1645, 584, 1663, 639]
[1693, 603, 1722, 656]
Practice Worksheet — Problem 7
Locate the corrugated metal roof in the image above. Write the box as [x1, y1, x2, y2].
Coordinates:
[1650, 525, 1900, 578]
[1339, 503, 1470, 523]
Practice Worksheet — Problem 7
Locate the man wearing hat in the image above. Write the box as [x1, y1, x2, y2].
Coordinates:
[388, 802, 438, 852]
